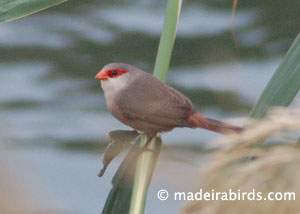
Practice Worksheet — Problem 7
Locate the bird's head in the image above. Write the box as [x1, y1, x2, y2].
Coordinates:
[96, 63, 143, 94]
[95, 63, 134, 81]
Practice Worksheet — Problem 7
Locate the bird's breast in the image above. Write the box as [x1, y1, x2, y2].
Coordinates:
[101, 78, 129, 115]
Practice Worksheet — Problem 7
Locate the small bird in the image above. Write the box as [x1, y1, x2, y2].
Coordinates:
[95, 63, 242, 138]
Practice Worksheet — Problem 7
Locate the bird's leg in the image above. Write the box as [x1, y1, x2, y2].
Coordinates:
[142, 133, 161, 151]
[135, 135, 156, 155]
[135, 130, 157, 151]
[142, 135, 155, 150]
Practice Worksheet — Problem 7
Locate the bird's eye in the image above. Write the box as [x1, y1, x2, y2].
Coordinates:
[107, 69, 127, 78]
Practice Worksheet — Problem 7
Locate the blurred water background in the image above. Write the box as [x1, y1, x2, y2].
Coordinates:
[0, 0, 299, 213]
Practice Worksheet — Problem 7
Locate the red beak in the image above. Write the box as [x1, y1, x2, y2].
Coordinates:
[95, 69, 108, 80]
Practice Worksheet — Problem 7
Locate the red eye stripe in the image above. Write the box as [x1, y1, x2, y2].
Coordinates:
[106, 69, 128, 78]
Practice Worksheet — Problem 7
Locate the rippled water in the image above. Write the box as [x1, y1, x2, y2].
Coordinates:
[0, 0, 298, 213]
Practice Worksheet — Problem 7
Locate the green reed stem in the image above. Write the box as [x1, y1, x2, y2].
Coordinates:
[129, 0, 182, 213]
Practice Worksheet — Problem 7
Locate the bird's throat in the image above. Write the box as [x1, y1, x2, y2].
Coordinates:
[101, 76, 129, 99]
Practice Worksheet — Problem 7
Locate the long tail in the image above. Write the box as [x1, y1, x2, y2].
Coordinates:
[187, 112, 243, 134]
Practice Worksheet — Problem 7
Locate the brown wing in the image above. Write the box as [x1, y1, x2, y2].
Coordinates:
[115, 73, 195, 127]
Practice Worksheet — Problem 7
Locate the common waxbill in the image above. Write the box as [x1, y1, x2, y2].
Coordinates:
[95, 63, 242, 137]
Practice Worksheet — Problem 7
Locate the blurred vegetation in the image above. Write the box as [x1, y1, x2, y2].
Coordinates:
[184, 145, 300, 214]
[184, 107, 300, 214]
[184, 108, 300, 214]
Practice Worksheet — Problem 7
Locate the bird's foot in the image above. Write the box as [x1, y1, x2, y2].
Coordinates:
[135, 135, 156, 155]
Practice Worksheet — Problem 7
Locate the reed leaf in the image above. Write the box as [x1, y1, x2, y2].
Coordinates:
[249, 32, 300, 118]
[0, 0, 67, 24]
[129, 1, 182, 213]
